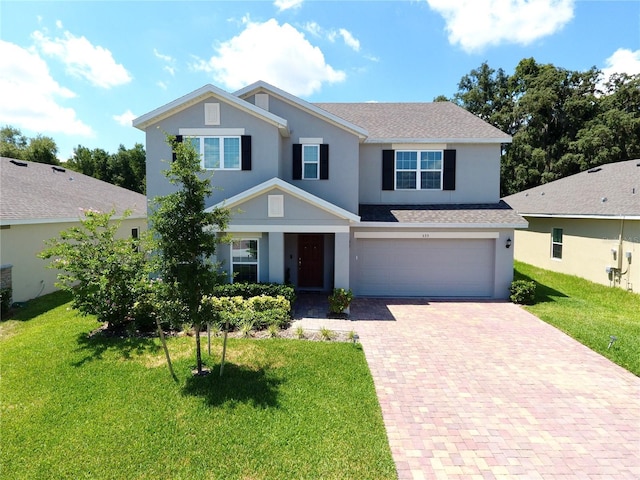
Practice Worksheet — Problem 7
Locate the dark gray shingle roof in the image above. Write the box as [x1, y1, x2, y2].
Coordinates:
[503, 160, 640, 217]
[359, 201, 527, 227]
[1, 157, 147, 223]
[313, 102, 511, 142]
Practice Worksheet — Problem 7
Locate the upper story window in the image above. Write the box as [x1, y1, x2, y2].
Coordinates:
[190, 136, 241, 170]
[395, 150, 443, 190]
[382, 149, 456, 191]
[303, 145, 320, 179]
[551, 228, 563, 259]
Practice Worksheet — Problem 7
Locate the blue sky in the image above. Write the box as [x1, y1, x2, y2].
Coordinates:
[1, 0, 639, 161]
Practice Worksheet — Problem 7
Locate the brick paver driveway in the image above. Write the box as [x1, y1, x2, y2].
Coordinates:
[295, 297, 640, 479]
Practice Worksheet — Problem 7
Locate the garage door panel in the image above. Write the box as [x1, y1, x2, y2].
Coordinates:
[356, 239, 494, 297]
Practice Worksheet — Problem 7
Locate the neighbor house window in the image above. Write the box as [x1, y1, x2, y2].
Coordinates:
[189, 136, 241, 170]
[302, 144, 320, 179]
[395, 150, 442, 190]
[551, 228, 563, 259]
[231, 239, 258, 283]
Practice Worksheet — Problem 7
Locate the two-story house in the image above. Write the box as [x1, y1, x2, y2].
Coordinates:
[134, 81, 526, 299]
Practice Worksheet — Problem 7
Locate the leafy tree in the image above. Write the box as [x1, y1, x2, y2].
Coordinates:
[1, 126, 28, 159]
[150, 134, 230, 375]
[66, 144, 146, 193]
[447, 58, 638, 195]
[39, 209, 148, 329]
[0, 126, 59, 164]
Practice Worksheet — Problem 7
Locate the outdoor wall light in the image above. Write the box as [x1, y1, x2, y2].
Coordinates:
[506, 238, 512, 249]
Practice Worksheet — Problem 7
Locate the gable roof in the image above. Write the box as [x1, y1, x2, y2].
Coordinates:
[314, 102, 512, 144]
[503, 159, 640, 218]
[359, 202, 527, 228]
[206, 177, 360, 222]
[235, 81, 368, 140]
[133, 84, 290, 136]
[0, 157, 147, 225]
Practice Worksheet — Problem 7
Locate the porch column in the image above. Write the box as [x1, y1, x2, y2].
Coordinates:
[334, 232, 350, 290]
[268, 232, 285, 284]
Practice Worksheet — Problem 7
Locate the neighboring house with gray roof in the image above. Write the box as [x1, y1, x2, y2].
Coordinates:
[0, 157, 147, 303]
[135, 81, 525, 299]
[504, 160, 640, 292]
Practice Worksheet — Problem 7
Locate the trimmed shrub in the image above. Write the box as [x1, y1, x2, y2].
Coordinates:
[509, 280, 537, 305]
[212, 282, 296, 306]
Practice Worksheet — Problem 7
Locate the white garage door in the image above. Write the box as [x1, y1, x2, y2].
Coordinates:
[355, 239, 495, 297]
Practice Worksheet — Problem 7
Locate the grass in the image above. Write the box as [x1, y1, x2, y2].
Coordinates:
[514, 261, 640, 376]
[0, 292, 396, 480]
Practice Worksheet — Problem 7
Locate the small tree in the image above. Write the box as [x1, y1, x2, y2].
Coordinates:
[150, 134, 230, 375]
[39, 209, 147, 328]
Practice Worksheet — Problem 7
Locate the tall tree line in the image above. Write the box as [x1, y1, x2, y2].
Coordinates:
[1, 126, 146, 194]
[439, 58, 640, 195]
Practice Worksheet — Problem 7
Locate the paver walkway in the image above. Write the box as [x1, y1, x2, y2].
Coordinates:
[293, 296, 640, 479]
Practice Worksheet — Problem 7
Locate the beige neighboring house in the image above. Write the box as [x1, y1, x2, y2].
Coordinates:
[504, 160, 640, 293]
[0, 157, 147, 304]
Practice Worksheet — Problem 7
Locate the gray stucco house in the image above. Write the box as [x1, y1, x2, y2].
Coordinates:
[134, 81, 525, 298]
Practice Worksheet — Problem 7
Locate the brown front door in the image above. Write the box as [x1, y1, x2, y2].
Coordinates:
[298, 234, 324, 288]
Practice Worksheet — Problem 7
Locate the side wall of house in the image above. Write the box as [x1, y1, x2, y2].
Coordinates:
[358, 143, 501, 205]
[0, 218, 146, 303]
[514, 217, 639, 293]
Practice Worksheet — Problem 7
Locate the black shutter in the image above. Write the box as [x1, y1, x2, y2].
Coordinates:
[319, 144, 329, 179]
[443, 149, 456, 191]
[292, 144, 302, 180]
[382, 149, 395, 190]
[241, 135, 251, 170]
[172, 135, 183, 162]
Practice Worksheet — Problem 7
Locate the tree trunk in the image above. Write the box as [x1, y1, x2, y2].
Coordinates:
[220, 319, 229, 377]
[155, 316, 177, 381]
[195, 324, 203, 375]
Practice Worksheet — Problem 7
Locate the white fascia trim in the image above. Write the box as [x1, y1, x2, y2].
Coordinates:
[519, 213, 640, 220]
[1, 215, 147, 226]
[207, 177, 361, 222]
[357, 221, 526, 229]
[133, 84, 290, 136]
[223, 225, 351, 233]
[354, 231, 499, 239]
[364, 137, 512, 144]
[234, 81, 368, 140]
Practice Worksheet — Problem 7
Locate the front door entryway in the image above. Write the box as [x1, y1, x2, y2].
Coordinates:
[298, 234, 324, 288]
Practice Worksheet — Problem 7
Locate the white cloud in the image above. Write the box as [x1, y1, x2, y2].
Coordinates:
[191, 18, 345, 96]
[602, 48, 640, 78]
[338, 28, 360, 52]
[0, 40, 93, 136]
[427, 0, 574, 52]
[31, 29, 132, 88]
[154, 48, 176, 76]
[113, 109, 136, 127]
[274, 0, 303, 12]
[302, 22, 361, 52]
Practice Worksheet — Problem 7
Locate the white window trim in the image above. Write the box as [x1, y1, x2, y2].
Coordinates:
[189, 135, 242, 170]
[395, 150, 443, 190]
[551, 228, 563, 260]
[231, 238, 259, 283]
[302, 144, 320, 180]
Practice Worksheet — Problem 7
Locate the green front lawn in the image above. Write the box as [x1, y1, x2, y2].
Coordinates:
[514, 261, 640, 376]
[1, 292, 396, 480]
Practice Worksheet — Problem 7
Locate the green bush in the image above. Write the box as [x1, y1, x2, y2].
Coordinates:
[509, 280, 537, 305]
[0, 287, 12, 315]
[212, 282, 296, 306]
[201, 294, 291, 331]
[328, 288, 354, 314]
